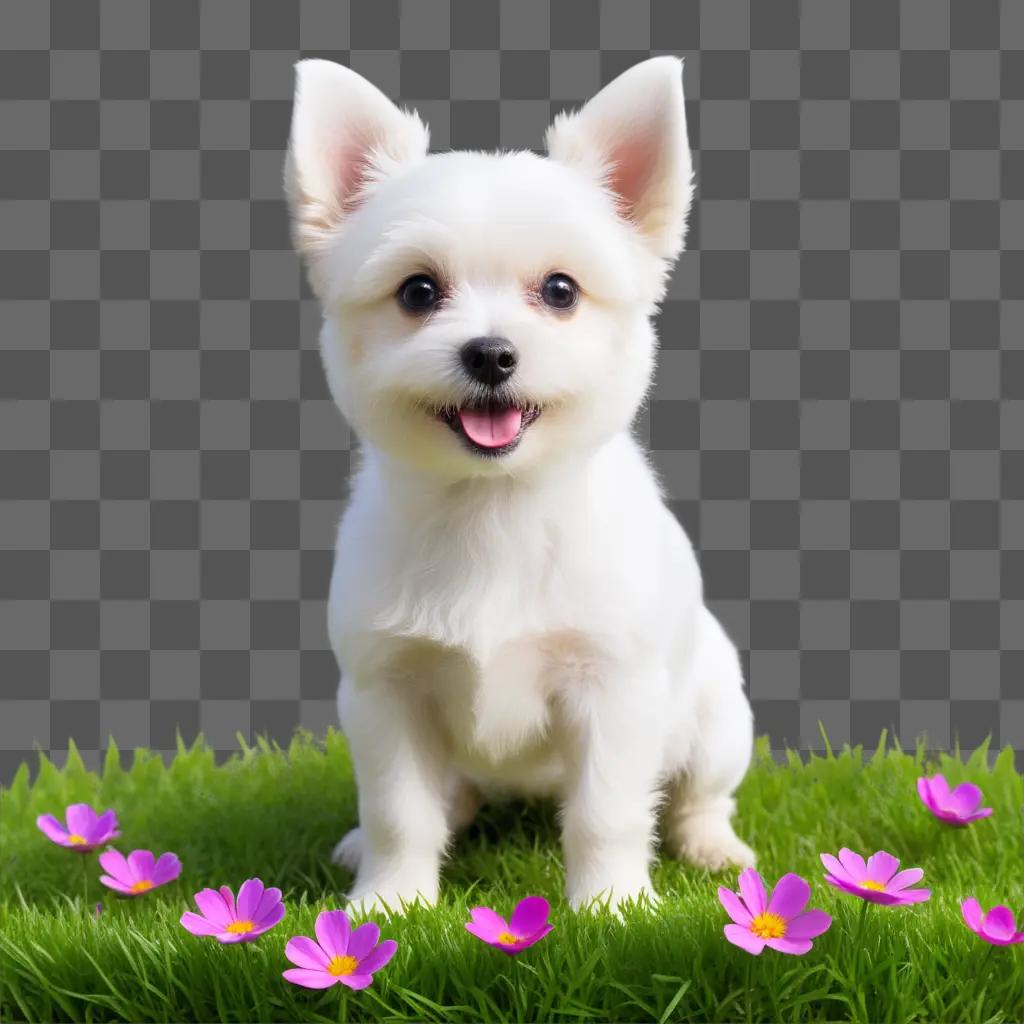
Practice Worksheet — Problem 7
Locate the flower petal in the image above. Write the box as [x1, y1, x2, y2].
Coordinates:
[127, 849, 156, 882]
[151, 853, 182, 885]
[887, 868, 924, 892]
[837, 848, 867, 882]
[823, 874, 871, 901]
[98, 849, 133, 884]
[357, 938, 397, 975]
[253, 900, 285, 933]
[315, 909, 352, 959]
[348, 921, 381, 962]
[36, 814, 70, 844]
[91, 809, 119, 842]
[218, 885, 236, 919]
[893, 887, 930, 904]
[235, 878, 265, 922]
[982, 906, 1016, 942]
[509, 897, 550, 937]
[466, 922, 500, 945]
[724, 923, 765, 955]
[467, 907, 508, 942]
[822, 872, 851, 891]
[253, 886, 283, 926]
[285, 936, 330, 971]
[282, 968, 338, 989]
[961, 898, 984, 933]
[738, 868, 767, 917]
[338, 973, 374, 990]
[820, 854, 852, 886]
[499, 925, 553, 954]
[765, 936, 813, 955]
[99, 875, 134, 895]
[963, 807, 994, 822]
[947, 783, 982, 816]
[865, 851, 900, 886]
[786, 908, 832, 940]
[916, 777, 936, 812]
[766, 873, 810, 921]
[926, 774, 950, 802]
[180, 911, 222, 936]
[65, 803, 97, 837]
[193, 888, 233, 927]
[718, 886, 753, 927]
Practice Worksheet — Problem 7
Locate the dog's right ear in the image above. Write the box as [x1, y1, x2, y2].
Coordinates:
[285, 60, 430, 297]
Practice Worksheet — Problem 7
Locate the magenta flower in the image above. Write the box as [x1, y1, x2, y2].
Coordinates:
[718, 868, 832, 956]
[283, 910, 397, 990]
[821, 849, 930, 906]
[37, 803, 119, 852]
[99, 849, 181, 896]
[180, 878, 285, 943]
[917, 775, 993, 826]
[465, 896, 553, 955]
[961, 899, 1024, 945]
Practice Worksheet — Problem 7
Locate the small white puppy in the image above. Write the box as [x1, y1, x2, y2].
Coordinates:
[285, 56, 755, 914]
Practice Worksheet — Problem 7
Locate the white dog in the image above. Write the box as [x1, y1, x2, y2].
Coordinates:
[284, 56, 755, 914]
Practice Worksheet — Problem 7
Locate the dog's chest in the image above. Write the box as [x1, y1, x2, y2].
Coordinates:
[381, 629, 600, 783]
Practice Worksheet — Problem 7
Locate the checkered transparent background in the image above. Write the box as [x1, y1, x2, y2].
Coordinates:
[3, 0, 1024, 783]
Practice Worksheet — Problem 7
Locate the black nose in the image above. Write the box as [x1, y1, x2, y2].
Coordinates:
[460, 336, 518, 387]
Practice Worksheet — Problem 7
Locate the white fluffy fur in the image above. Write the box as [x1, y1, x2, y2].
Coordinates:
[285, 56, 755, 915]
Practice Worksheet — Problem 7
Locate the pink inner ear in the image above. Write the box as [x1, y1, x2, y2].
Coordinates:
[332, 132, 376, 213]
[603, 121, 661, 222]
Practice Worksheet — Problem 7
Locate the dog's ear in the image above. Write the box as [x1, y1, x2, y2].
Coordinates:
[285, 59, 430, 297]
[545, 56, 693, 261]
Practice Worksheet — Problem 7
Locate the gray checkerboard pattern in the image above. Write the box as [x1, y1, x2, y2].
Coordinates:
[2, 0, 1024, 783]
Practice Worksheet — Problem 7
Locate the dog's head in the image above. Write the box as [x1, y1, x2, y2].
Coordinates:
[285, 57, 692, 478]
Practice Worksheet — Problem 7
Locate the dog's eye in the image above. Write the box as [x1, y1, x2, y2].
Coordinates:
[398, 274, 441, 313]
[540, 273, 579, 311]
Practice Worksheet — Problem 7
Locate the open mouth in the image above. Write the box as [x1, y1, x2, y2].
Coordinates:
[436, 402, 542, 457]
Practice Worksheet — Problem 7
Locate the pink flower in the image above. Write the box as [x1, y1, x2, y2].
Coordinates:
[179, 878, 285, 943]
[465, 896, 553, 955]
[821, 849, 930, 906]
[917, 775, 993, 826]
[99, 849, 181, 896]
[283, 910, 397, 990]
[37, 803, 119, 852]
[961, 899, 1024, 946]
[718, 868, 832, 956]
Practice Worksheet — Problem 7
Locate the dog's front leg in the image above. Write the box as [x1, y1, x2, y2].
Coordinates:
[559, 670, 666, 912]
[339, 677, 449, 915]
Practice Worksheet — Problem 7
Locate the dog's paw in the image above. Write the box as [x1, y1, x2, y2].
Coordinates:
[332, 827, 363, 872]
[345, 882, 436, 919]
[567, 881, 660, 918]
[677, 821, 756, 873]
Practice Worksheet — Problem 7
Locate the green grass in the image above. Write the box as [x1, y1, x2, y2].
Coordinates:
[1, 731, 1023, 1024]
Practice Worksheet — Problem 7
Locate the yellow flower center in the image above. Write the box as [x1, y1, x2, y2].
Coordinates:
[327, 955, 359, 976]
[861, 880, 885, 891]
[750, 912, 787, 939]
[130, 880, 153, 893]
[67, 834, 88, 846]
[497, 931, 520, 945]
[225, 920, 255, 935]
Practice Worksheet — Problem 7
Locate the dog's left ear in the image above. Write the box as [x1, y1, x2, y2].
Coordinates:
[545, 56, 693, 261]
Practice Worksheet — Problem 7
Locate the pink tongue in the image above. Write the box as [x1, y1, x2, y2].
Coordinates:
[458, 406, 523, 448]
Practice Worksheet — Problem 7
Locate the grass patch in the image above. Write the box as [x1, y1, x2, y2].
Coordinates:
[1, 731, 1023, 1023]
